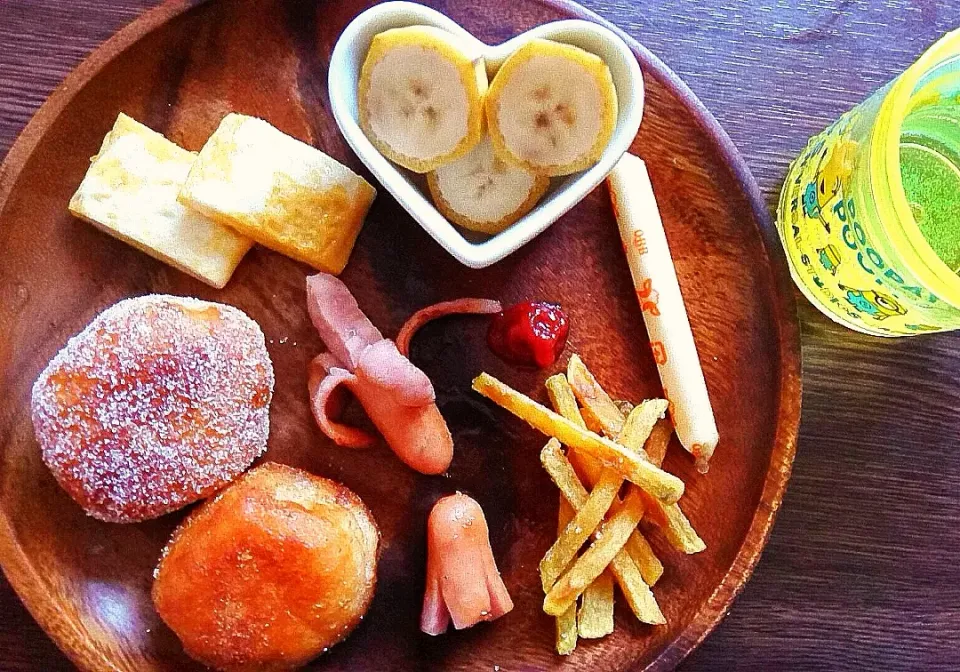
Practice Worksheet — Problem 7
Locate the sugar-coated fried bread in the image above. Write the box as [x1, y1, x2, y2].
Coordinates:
[31, 295, 274, 523]
[152, 463, 380, 671]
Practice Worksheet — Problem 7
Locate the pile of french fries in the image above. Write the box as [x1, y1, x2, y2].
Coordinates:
[472, 355, 705, 654]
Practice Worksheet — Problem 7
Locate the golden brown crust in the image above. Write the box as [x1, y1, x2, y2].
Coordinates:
[177, 114, 376, 275]
[152, 463, 380, 671]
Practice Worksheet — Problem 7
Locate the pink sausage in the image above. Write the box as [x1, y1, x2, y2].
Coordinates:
[420, 493, 513, 634]
[306, 274, 454, 474]
[355, 339, 435, 407]
[307, 355, 377, 449]
[396, 298, 502, 357]
[348, 379, 453, 475]
[306, 273, 382, 371]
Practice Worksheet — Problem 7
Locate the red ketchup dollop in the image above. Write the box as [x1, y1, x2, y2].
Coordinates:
[487, 301, 569, 368]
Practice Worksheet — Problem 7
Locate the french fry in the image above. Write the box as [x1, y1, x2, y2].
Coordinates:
[567, 354, 626, 437]
[555, 498, 578, 655]
[540, 441, 664, 625]
[545, 374, 603, 483]
[610, 400, 668, 584]
[544, 490, 657, 619]
[545, 374, 615, 636]
[606, 542, 665, 625]
[646, 499, 705, 554]
[541, 439, 589, 506]
[473, 373, 684, 504]
[624, 530, 664, 586]
[545, 374, 586, 429]
[578, 571, 614, 638]
[619, 398, 668, 456]
[645, 418, 674, 468]
[537, 359, 699, 642]
[547, 376, 666, 588]
[580, 406, 606, 436]
[559, 363, 705, 557]
[625, 411, 704, 555]
[556, 599, 579, 654]
[540, 470, 622, 591]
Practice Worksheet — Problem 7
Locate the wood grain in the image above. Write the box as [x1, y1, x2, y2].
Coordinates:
[0, 0, 956, 671]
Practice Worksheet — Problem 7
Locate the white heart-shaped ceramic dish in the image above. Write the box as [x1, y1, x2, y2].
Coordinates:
[329, 1, 644, 268]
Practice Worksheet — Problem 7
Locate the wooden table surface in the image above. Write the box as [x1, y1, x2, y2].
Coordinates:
[2, 0, 959, 669]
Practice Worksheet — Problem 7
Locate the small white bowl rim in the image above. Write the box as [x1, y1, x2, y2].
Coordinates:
[329, 1, 644, 268]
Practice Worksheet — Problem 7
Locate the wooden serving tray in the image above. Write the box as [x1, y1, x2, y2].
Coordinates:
[0, 0, 801, 669]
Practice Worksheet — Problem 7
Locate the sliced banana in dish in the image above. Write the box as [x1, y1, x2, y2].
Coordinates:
[485, 39, 618, 177]
[427, 136, 550, 235]
[358, 26, 488, 173]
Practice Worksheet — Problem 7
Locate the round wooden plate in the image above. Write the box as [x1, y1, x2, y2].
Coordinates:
[0, 0, 801, 670]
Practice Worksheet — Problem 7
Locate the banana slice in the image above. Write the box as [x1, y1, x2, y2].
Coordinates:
[485, 39, 618, 176]
[358, 26, 487, 173]
[427, 136, 550, 235]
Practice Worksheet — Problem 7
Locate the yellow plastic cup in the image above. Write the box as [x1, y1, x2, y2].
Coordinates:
[777, 29, 960, 336]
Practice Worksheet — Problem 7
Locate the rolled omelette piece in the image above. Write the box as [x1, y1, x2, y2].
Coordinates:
[179, 113, 377, 275]
[607, 153, 719, 473]
[68, 113, 253, 289]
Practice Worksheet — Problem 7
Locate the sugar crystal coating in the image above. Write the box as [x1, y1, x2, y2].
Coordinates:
[31, 295, 274, 523]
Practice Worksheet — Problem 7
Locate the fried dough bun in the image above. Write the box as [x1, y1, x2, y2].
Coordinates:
[152, 462, 380, 671]
[30, 294, 273, 523]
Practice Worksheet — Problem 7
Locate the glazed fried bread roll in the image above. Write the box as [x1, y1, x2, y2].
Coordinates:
[152, 463, 380, 672]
